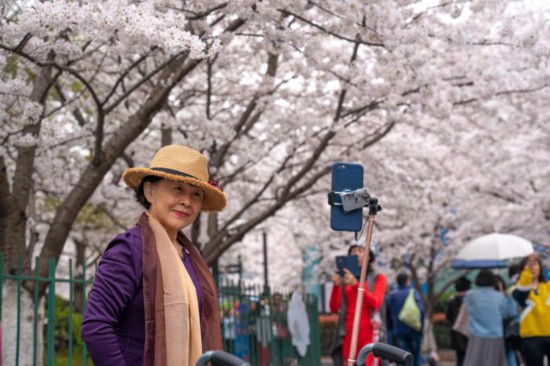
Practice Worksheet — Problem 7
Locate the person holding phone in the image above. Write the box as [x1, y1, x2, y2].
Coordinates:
[81, 145, 227, 366]
[512, 253, 550, 366]
[329, 243, 387, 366]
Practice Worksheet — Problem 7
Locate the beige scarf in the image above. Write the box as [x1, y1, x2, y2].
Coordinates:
[144, 214, 202, 365]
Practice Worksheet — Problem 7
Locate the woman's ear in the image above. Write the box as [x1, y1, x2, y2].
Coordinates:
[143, 182, 154, 203]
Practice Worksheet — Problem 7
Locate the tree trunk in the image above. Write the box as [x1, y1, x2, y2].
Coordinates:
[2, 281, 44, 366]
[1, 59, 54, 275]
[0, 156, 9, 259]
[161, 125, 172, 146]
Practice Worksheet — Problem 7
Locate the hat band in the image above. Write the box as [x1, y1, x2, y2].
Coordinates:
[151, 167, 200, 181]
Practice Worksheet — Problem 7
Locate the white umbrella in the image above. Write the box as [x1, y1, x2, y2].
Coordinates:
[451, 233, 534, 269]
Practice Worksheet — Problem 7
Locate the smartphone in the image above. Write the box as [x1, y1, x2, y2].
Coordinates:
[336, 255, 361, 279]
[330, 162, 363, 232]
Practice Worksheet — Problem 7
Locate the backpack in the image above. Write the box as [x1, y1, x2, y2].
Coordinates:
[398, 289, 422, 331]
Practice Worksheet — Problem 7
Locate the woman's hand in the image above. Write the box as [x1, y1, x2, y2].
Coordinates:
[332, 271, 342, 286]
[343, 269, 358, 286]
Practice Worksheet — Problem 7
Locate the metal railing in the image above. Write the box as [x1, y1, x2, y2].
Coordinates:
[0, 254, 91, 366]
[217, 279, 321, 366]
[0, 256, 321, 366]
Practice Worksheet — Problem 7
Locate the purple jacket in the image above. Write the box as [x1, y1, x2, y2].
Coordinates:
[81, 225, 220, 365]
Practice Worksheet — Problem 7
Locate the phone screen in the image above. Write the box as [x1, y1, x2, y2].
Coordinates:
[336, 255, 361, 278]
[330, 162, 363, 232]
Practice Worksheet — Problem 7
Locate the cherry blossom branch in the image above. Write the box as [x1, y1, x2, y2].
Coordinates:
[342, 100, 382, 120]
[404, 1, 453, 29]
[205, 163, 333, 264]
[46, 82, 87, 126]
[334, 33, 361, 123]
[280, 10, 385, 47]
[168, 3, 228, 20]
[97, 204, 128, 232]
[103, 52, 185, 114]
[220, 136, 286, 187]
[206, 57, 214, 120]
[453, 83, 548, 106]
[209, 51, 280, 168]
[101, 49, 158, 106]
[496, 84, 548, 96]
[0, 42, 109, 163]
[218, 164, 281, 234]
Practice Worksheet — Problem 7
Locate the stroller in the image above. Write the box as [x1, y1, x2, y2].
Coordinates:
[195, 342, 412, 366]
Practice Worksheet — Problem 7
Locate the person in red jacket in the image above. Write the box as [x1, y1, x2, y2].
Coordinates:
[330, 243, 387, 366]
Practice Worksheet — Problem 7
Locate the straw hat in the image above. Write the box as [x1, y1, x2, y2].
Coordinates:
[122, 145, 226, 212]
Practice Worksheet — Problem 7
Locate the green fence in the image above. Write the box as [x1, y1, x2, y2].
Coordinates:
[0, 254, 92, 366]
[217, 279, 321, 366]
[0, 256, 321, 366]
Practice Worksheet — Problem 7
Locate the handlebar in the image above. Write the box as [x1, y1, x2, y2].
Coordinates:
[195, 350, 250, 366]
[357, 342, 413, 366]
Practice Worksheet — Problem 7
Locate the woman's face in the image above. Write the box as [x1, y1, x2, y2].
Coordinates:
[350, 246, 365, 267]
[144, 179, 204, 238]
[527, 254, 540, 277]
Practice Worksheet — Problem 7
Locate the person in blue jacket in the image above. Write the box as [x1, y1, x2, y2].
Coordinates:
[386, 272, 424, 366]
[463, 269, 517, 366]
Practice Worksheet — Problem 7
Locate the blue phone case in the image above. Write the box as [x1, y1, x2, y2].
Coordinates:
[336, 255, 361, 279]
[330, 162, 363, 232]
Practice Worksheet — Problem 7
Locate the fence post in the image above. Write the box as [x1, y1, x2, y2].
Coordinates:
[33, 257, 40, 366]
[302, 294, 321, 366]
[0, 253, 3, 318]
[68, 258, 74, 366]
[47, 257, 56, 366]
[16, 256, 22, 366]
[82, 259, 88, 366]
[0, 253, 2, 364]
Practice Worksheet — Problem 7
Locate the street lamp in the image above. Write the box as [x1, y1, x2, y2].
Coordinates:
[262, 230, 269, 291]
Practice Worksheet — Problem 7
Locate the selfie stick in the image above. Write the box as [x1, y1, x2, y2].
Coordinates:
[347, 197, 381, 366]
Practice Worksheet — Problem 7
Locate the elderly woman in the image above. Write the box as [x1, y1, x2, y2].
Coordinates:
[82, 145, 227, 366]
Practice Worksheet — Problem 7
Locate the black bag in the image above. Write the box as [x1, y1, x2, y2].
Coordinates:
[504, 317, 521, 350]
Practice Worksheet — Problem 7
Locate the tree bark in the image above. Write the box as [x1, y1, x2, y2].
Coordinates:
[0, 156, 9, 262]
[1, 59, 54, 275]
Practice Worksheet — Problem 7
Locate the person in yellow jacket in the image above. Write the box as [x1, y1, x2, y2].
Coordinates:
[512, 253, 550, 366]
